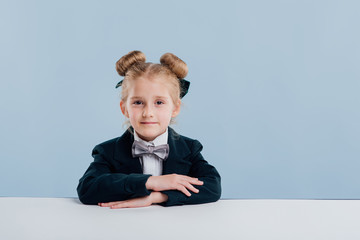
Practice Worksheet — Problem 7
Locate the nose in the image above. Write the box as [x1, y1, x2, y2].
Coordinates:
[142, 104, 154, 118]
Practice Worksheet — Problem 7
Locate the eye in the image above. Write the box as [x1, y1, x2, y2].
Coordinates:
[155, 100, 164, 105]
[133, 100, 143, 105]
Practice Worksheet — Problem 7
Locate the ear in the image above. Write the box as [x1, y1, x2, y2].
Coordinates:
[171, 99, 181, 118]
[120, 100, 129, 118]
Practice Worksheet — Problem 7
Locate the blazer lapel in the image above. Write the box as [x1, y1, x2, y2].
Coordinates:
[162, 127, 192, 175]
[114, 129, 143, 174]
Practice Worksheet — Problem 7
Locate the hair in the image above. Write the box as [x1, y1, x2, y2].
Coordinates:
[115, 50, 188, 104]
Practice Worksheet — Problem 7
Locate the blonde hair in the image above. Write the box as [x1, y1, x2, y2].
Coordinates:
[115, 50, 188, 104]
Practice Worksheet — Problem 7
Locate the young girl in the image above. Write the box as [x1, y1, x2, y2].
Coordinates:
[77, 51, 221, 208]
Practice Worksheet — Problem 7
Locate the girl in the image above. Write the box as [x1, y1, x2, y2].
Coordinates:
[77, 51, 221, 208]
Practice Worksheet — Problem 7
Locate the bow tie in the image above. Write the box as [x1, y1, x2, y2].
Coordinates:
[132, 140, 169, 161]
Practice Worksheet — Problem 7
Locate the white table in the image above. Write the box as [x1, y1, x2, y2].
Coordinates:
[1, 198, 359, 240]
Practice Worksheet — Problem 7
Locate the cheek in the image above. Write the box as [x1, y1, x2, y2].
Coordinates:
[124, 106, 135, 120]
[160, 108, 174, 121]
[128, 108, 140, 119]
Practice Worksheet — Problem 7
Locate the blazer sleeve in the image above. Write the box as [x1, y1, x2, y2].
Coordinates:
[160, 140, 221, 206]
[77, 144, 151, 205]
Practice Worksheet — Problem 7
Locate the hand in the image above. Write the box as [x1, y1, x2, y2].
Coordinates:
[146, 174, 204, 197]
[99, 192, 168, 209]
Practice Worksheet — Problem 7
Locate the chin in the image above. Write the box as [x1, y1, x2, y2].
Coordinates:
[137, 129, 160, 141]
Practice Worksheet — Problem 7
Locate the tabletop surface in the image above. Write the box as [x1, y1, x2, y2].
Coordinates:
[1, 197, 360, 240]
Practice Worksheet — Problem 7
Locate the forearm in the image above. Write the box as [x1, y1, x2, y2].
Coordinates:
[160, 175, 221, 206]
[77, 172, 151, 204]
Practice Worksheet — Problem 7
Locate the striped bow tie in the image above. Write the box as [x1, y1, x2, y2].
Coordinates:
[132, 140, 169, 160]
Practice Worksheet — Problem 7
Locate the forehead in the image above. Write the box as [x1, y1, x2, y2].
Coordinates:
[128, 77, 172, 97]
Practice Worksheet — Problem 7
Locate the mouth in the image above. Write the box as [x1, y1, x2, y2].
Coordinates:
[140, 122, 158, 125]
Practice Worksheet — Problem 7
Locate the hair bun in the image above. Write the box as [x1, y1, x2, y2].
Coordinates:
[160, 53, 188, 79]
[116, 50, 146, 76]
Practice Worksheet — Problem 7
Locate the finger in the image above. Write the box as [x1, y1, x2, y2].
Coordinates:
[111, 199, 149, 209]
[181, 176, 204, 185]
[183, 178, 204, 186]
[182, 181, 200, 193]
[99, 202, 111, 207]
[100, 201, 120, 207]
[188, 179, 204, 186]
[178, 185, 191, 197]
[111, 202, 130, 209]
[180, 175, 197, 181]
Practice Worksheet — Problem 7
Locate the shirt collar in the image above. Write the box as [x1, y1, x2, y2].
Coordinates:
[134, 128, 168, 147]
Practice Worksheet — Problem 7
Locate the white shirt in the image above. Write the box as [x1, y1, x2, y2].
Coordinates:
[134, 129, 168, 176]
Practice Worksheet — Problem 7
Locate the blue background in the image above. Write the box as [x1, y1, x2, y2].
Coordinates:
[1, 0, 359, 199]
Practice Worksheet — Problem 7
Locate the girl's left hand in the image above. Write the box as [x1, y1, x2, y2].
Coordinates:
[99, 192, 168, 209]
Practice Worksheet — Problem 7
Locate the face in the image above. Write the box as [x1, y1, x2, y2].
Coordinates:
[120, 76, 181, 142]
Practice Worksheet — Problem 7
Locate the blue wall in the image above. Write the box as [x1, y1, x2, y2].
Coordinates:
[1, 0, 359, 199]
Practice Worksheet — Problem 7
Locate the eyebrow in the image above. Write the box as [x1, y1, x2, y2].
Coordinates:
[130, 96, 169, 100]
[154, 96, 169, 99]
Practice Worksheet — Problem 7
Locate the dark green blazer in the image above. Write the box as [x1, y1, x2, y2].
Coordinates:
[77, 127, 221, 206]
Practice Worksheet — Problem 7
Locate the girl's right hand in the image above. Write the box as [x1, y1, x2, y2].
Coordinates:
[145, 174, 204, 197]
